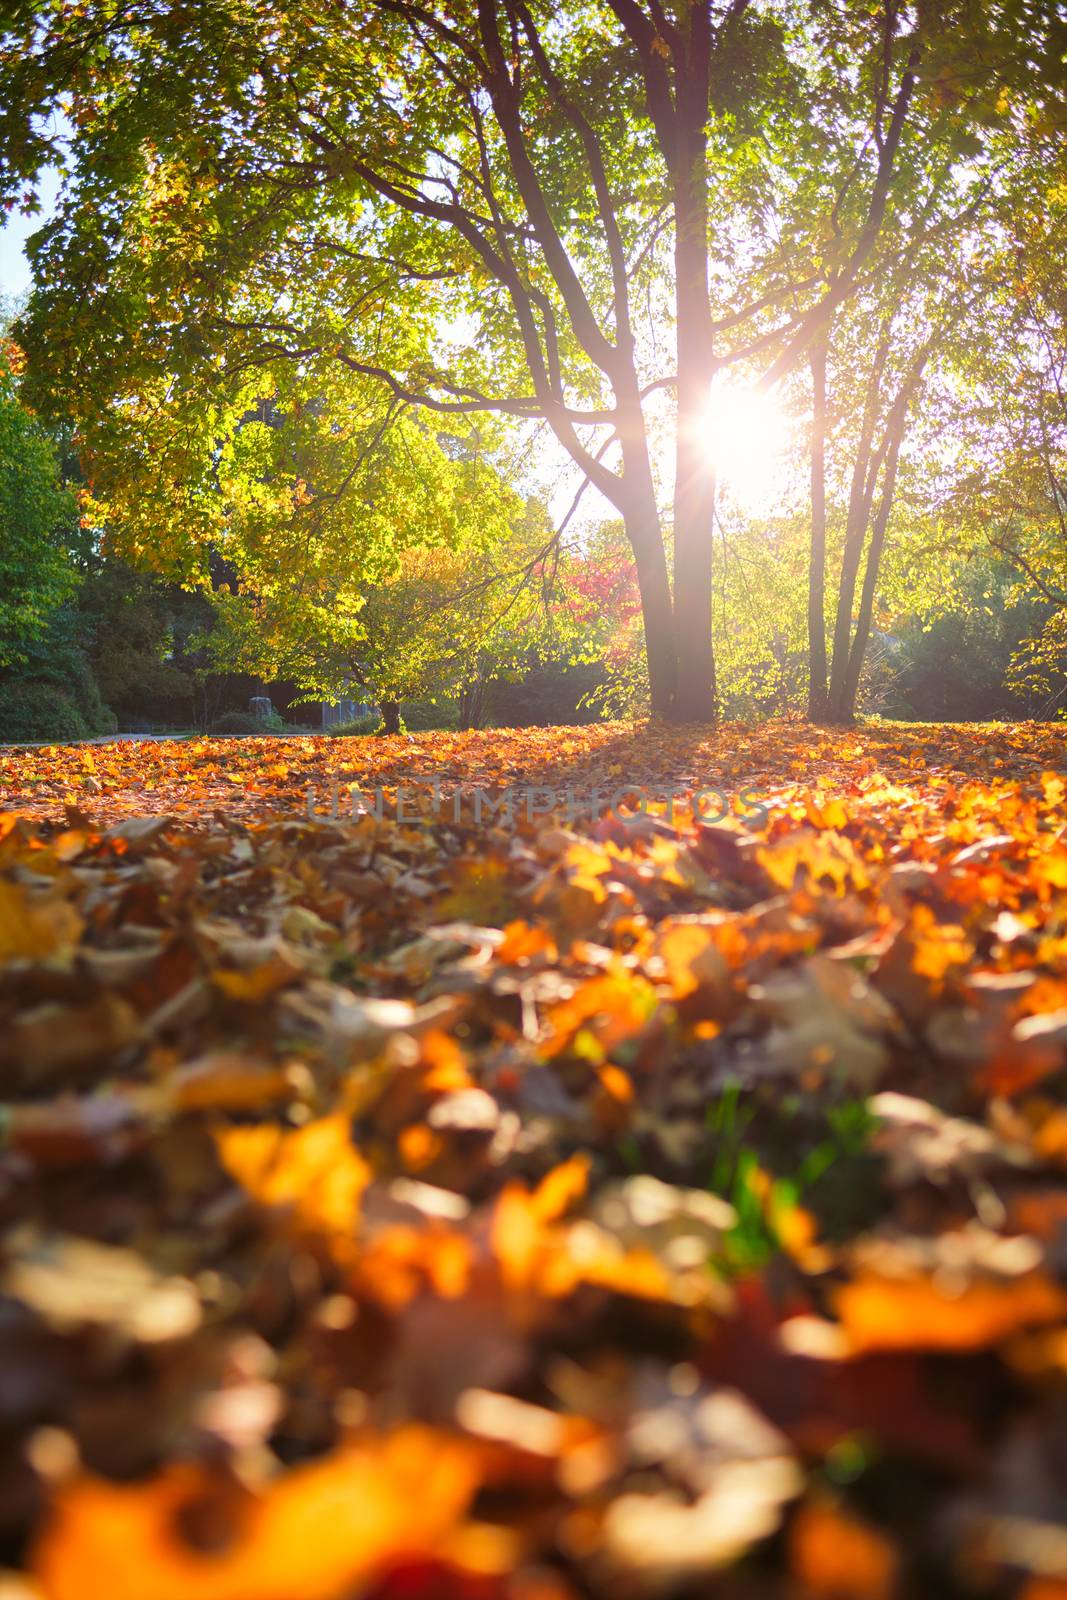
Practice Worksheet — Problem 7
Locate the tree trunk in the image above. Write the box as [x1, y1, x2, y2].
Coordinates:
[826, 507, 873, 722]
[839, 429, 905, 720]
[673, 328, 717, 721]
[824, 332, 890, 723]
[622, 491, 678, 721]
[614, 375, 679, 720]
[807, 336, 829, 720]
[670, 39, 717, 724]
[378, 700, 401, 735]
[458, 675, 488, 731]
[838, 349, 929, 718]
[826, 527, 876, 722]
[672, 429, 717, 721]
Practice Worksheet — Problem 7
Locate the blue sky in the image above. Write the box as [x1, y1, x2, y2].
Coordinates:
[1, 164, 62, 303]
[1, 215, 36, 299]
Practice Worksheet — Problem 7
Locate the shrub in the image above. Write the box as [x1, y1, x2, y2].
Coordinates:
[327, 700, 456, 735]
[78, 559, 209, 726]
[487, 663, 605, 727]
[208, 709, 286, 735]
[0, 680, 91, 743]
[6, 610, 117, 737]
[402, 698, 457, 731]
[327, 713, 379, 737]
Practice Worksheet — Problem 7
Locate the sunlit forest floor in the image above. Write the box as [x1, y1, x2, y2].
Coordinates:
[2, 719, 1067, 1599]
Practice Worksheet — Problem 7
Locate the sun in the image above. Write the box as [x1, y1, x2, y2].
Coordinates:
[702, 383, 793, 513]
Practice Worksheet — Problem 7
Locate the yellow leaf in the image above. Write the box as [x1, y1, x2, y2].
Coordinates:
[216, 1114, 370, 1246]
[0, 881, 83, 962]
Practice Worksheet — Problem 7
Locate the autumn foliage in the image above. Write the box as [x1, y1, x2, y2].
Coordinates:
[3, 719, 1067, 1597]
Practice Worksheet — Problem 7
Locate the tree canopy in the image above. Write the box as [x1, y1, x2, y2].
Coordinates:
[3, 0, 1064, 721]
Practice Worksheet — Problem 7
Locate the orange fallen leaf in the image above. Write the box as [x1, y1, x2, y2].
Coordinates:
[835, 1269, 1067, 1354]
[216, 1113, 371, 1248]
[0, 879, 83, 961]
[789, 1499, 898, 1599]
[32, 1427, 482, 1600]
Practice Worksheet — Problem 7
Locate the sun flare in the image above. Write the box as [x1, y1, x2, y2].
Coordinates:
[703, 383, 793, 512]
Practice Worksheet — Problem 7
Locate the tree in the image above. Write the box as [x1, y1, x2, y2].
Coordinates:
[4, 0, 1053, 722]
[0, 339, 76, 668]
[198, 424, 562, 730]
[955, 176, 1067, 710]
[807, 139, 1067, 723]
[697, 2, 1065, 724]
[855, 137, 1067, 719]
[806, 276, 946, 723]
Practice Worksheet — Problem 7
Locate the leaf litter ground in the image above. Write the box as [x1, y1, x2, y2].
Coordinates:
[2, 719, 1067, 1599]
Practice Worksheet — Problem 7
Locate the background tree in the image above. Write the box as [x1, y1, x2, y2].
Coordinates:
[706, 3, 1066, 723]
[888, 557, 1055, 720]
[0, 339, 76, 669]
[956, 181, 1067, 710]
[197, 422, 564, 733]
[0, 320, 249, 740]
